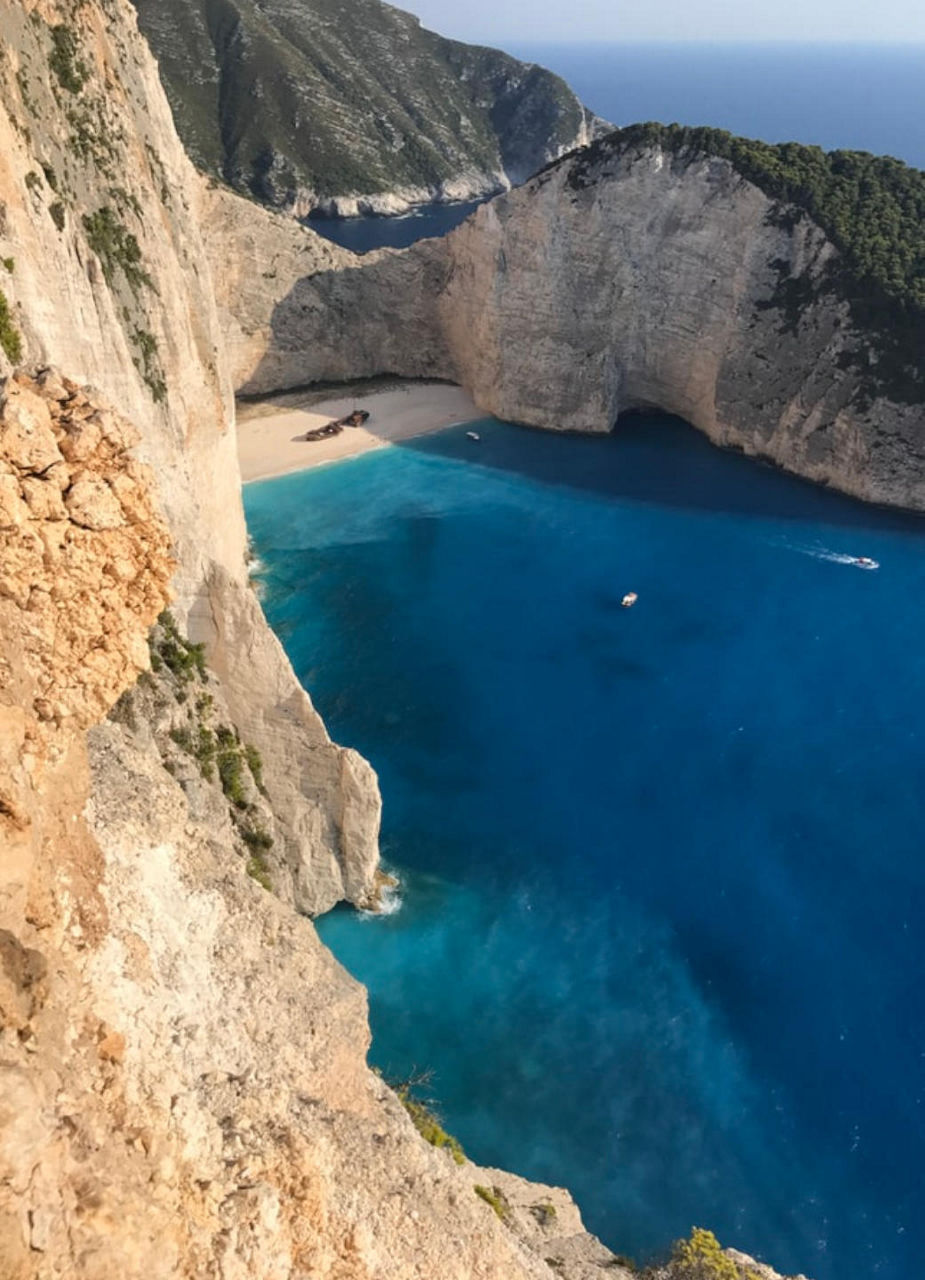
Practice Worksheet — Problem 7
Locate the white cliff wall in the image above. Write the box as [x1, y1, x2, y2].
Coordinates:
[435, 144, 925, 510]
[0, 0, 381, 915]
[209, 142, 925, 511]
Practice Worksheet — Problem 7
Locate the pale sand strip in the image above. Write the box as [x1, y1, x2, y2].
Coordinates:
[237, 381, 482, 483]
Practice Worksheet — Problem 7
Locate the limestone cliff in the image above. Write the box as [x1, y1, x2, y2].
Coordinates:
[0, 0, 380, 915]
[130, 0, 607, 216]
[213, 133, 925, 511]
[0, 370, 623, 1275]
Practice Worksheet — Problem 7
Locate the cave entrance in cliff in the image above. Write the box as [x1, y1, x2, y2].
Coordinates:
[602, 406, 748, 512]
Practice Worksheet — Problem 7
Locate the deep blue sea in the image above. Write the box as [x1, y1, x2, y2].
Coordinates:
[311, 43, 925, 254]
[511, 44, 925, 170]
[244, 416, 925, 1280]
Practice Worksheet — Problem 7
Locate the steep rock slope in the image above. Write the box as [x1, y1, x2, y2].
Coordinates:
[212, 132, 925, 510]
[0, 372, 625, 1279]
[131, 0, 607, 215]
[0, 0, 380, 914]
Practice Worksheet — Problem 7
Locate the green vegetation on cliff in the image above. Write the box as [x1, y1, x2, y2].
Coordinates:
[48, 24, 90, 94]
[608, 124, 925, 313]
[140, 613, 274, 860]
[566, 124, 925, 403]
[0, 289, 22, 364]
[474, 1184, 509, 1220]
[82, 208, 152, 292]
[389, 1072, 466, 1165]
[131, 0, 601, 208]
[665, 1228, 740, 1279]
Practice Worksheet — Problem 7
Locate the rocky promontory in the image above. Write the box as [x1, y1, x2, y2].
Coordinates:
[131, 0, 608, 216]
[216, 127, 925, 511]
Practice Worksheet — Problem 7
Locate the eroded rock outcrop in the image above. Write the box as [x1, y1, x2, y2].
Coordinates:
[213, 136, 925, 510]
[0, 0, 381, 914]
[0, 372, 172, 740]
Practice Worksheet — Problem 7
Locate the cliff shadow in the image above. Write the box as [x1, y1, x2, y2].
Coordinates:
[239, 237, 454, 401]
[395, 410, 925, 536]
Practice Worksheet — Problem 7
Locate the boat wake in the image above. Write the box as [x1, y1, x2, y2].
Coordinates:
[782, 543, 879, 570]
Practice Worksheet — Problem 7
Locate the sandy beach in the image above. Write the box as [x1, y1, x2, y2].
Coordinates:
[237, 380, 482, 483]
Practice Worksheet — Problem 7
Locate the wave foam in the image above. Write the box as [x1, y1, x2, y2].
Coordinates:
[360, 876, 403, 919]
[778, 541, 879, 569]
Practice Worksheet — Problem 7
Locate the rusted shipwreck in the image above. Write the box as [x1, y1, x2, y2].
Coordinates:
[301, 408, 370, 442]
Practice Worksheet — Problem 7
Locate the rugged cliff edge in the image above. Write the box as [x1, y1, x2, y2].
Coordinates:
[213, 129, 925, 510]
[131, 0, 608, 216]
[0, 0, 380, 917]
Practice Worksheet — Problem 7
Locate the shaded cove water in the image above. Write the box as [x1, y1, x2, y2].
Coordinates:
[306, 199, 483, 254]
[243, 416, 925, 1280]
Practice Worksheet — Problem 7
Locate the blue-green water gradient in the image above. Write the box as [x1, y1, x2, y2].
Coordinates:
[244, 416, 925, 1280]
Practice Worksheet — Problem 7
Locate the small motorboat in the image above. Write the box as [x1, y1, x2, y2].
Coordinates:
[466, 431, 481, 442]
[852, 556, 879, 570]
[621, 592, 638, 608]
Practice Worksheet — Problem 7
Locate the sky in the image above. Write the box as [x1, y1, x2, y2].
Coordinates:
[402, 0, 925, 45]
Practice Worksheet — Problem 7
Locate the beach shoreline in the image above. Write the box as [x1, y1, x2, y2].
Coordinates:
[236, 379, 482, 483]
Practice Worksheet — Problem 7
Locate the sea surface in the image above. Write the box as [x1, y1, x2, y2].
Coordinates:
[310, 43, 925, 254]
[244, 416, 925, 1280]
[511, 43, 925, 170]
[305, 199, 482, 254]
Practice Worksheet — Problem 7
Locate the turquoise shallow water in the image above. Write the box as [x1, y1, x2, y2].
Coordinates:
[244, 416, 925, 1279]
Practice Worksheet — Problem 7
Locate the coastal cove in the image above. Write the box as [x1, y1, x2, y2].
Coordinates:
[236, 383, 482, 481]
[244, 413, 925, 1280]
[6, 0, 925, 1270]
[306, 201, 485, 254]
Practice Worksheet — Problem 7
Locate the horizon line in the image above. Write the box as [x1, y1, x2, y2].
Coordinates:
[481, 37, 925, 48]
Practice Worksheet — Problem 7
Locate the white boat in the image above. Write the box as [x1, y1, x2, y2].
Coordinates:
[621, 592, 638, 608]
[852, 556, 879, 570]
[466, 431, 481, 441]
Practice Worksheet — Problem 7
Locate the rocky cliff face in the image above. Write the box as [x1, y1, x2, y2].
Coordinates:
[0, 0, 381, 916]
[131, 0, 607, 216]
[215, 135, 925, 511]
[0, 372, 620, 1274]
